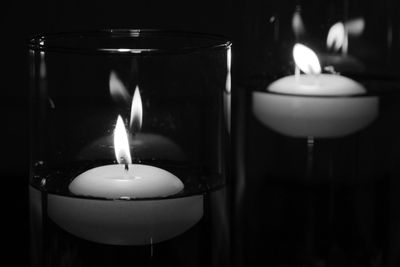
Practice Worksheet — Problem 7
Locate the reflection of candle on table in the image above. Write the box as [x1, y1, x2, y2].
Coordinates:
[253, 43, 378, 138]
[77, 83, 185, 161]
[77, 133, 185, 161]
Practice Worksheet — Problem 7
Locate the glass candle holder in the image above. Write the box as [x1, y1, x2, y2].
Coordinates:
[29, 29, 231, 267]
[234, 1, 400, 267]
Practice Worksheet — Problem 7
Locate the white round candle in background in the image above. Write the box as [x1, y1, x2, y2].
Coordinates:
[69, 164, 183, 199]
[48, 115, 203, 245]
[253, 43, 378, 138]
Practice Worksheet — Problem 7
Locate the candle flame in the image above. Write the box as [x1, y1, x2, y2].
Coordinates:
[114, 115, 132, 165]
[130, 86, 143, 133]
[327, 22, 346, 52]
[226, 48, 231, 93]
[345, 17, 365, 36]
[292, 7, 305, 38]
[109, 71, 131, 103]
[293, 44, 321, 75]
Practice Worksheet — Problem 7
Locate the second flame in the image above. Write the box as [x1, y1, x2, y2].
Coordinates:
[114, 115, 132, 165]
[130, 86, 143, 133]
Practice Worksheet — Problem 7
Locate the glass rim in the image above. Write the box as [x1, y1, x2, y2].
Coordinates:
[28, 29, 232, 55]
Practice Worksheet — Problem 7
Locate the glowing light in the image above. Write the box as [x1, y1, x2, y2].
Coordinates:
[226, 48, 231, 93]
[109, 71, 130, 103]
[130, 86, 143, 132]
[345, 17, 365, 36]
[292, 8, 305, 37]
[327, 22, 346, 51]
[114, 115, 132, 165]
[293, 44, 321, 75]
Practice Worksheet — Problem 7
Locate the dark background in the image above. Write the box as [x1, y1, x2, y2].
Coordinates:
[2, 0, 400, 266]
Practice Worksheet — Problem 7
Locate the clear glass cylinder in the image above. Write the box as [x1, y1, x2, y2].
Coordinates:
[29, 29, 231, 267]
[234, 1, 400, 267]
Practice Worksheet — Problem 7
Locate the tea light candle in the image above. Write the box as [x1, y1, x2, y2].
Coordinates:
[47, 76, 204, 246]
[253, 44, 378, 138]
[49, 117, 202, 246]
[70, 116, 184, 199]
[48, 116, 202, 245]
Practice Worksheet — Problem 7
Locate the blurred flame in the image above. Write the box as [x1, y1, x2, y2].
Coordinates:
[345, 17, 365, 36]
[114, 115, 132, 165]
[293, 44, 321, 74]
[327, 22, 346, 51]
[40, 52, 46, 78]
[327, 18, 364, 53]
[227, 47, 231, 72]
[292, 8, 305, 38]
[109, 71, 131, 103]
[130, 86, 143, 133]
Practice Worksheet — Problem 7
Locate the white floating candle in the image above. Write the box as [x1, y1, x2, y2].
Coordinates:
[253, 44, 378, 138]
[70, 116, 184, 199]
[49, 116, 203, 246]
[69, 164, 183, 199]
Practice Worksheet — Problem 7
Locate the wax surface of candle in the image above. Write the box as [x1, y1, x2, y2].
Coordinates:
[69, 164, 184, 199]
[268, 74, 365, 96]
[71, 115, 184, 199]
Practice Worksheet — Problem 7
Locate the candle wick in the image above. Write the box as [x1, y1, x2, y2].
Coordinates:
[295, 65, 300, 83]
[125, 163, 129, 171]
